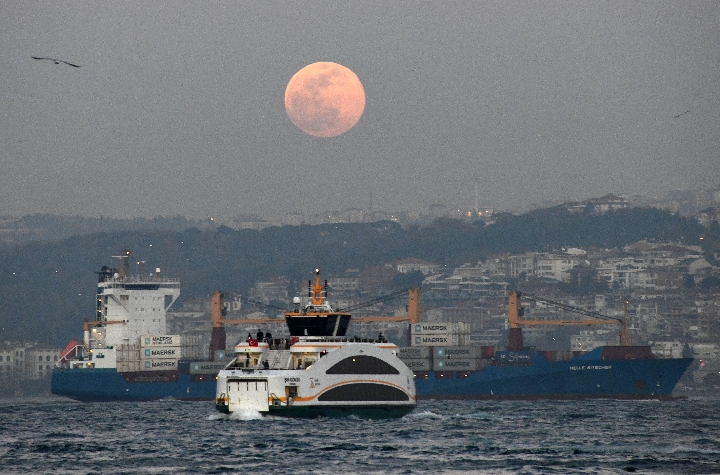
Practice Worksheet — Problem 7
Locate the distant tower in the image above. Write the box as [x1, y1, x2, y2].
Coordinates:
[474, 181, 479, 214]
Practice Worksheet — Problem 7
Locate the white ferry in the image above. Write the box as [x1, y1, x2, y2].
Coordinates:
[215, 270, 416, 417]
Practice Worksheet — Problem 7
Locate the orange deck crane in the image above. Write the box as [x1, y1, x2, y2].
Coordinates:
[208, 284, 421, 360]
[507, 290, 632, 351]
[208, 291, 284, 360]
[347, 287, 420, 323]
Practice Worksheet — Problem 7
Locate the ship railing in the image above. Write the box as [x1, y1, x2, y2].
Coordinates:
[265, 338, 291, 350]
[297, 336, 388, 344]
[226, 358, 258, 370]
[100, 275, 180, 285]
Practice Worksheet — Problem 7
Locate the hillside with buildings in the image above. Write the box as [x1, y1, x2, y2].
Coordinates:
[2, 195, 720, 396]
[2, 188, 719, 245]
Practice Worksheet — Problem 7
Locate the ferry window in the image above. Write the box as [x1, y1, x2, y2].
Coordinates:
[326, 355, 400, 375]
[318, 383, 408, 401]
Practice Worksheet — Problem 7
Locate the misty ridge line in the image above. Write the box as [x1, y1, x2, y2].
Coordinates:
[0, 204, 716, 347]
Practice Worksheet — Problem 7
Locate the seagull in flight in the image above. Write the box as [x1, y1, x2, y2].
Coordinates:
[673, 110, 690, 119]
[32, 56, 80, 68]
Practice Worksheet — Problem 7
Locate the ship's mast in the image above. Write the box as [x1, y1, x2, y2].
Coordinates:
[112, 249, 131, 280]
[310, 268, 327, 306]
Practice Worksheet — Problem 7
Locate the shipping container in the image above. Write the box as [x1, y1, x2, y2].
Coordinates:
[116, 344, 140, 363]
[412, 334, 471, 346]
[142, 359, 179, 371]
[433, 358, 478, 371]
[412, 334, 461, 346]
[400, 358, 432, 371]
[141, 347, 181, 359]
[180, 334, 207, 360]
[411, 322, 468, 335]
[397, 347, 432, 359]
[189, 361, 228, 374]
[140, 335, 181, 347]
[433, 346, 481, 359]
[117, 361, 142, 372]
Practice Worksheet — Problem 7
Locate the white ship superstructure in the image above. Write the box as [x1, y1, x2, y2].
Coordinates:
[91, 253, 180, 350]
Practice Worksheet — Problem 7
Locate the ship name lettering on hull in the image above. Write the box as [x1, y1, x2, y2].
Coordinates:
[570, 365, 612, 371]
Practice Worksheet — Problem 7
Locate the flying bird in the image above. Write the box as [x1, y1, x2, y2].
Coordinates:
[673, 110, 690, 119]
[31, 56, 80, 68]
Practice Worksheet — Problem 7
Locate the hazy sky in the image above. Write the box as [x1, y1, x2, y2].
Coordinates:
[2, 2, 719, 219]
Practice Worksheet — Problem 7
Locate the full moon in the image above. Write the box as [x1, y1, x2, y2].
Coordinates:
[284, 62, 365, 137]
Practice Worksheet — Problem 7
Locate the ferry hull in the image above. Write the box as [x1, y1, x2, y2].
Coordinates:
[267, 404, 415, 418]
[414, 351, 693, 400]
[215, 402, 414, 419]
[51, 368, 216, 402]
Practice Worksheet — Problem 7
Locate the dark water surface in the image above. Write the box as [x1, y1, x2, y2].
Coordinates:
[1, 397, 719, 474]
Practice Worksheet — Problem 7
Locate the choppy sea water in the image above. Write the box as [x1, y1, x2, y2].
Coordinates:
[1, 397, 719, 474]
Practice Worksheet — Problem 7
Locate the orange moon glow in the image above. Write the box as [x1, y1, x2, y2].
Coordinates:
[284, 62, 365, 137]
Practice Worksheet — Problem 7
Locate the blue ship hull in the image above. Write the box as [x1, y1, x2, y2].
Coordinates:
[52, 347, 692, 402]
[51, 368, 217, 402]
[415, 347, 693, 400]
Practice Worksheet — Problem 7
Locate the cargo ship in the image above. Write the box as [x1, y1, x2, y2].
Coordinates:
[52, 252, 692, 402]
[51, 251, 225, 401]
[398, 291, 693, 400]
[214, 269, 416, 417]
